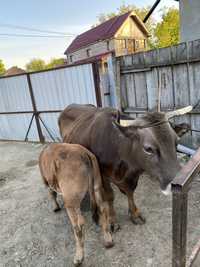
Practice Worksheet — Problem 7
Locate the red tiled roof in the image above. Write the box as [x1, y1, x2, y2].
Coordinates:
[65, 12, 132, 54]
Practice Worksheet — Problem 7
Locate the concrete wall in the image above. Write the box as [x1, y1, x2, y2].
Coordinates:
[180, 0, 200, 42]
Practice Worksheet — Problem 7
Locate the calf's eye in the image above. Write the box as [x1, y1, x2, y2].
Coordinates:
[143, 146, 154, 155]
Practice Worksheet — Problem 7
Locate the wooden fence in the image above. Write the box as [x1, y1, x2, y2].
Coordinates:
[116, 39, 200, 146]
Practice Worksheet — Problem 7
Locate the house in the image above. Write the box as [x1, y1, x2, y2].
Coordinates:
[64, 11, 149, 65]
[4, 66, 26, 76]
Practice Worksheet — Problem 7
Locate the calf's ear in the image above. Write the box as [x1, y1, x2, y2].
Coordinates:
[171, 122, 190, 137]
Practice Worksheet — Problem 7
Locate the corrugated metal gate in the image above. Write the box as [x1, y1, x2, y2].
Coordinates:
[0, 63, 101, 142]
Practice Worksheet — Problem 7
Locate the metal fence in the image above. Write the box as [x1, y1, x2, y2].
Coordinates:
[0, 62, 101, 142]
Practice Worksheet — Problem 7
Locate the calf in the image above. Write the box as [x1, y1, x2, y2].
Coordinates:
[39, 143, 113, 266]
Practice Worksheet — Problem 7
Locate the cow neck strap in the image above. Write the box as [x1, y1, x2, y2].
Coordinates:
[136, 120, 169, 129]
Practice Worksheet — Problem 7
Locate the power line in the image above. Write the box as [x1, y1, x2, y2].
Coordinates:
[0, 23, 75, 36]
[0, 33, 74, 38]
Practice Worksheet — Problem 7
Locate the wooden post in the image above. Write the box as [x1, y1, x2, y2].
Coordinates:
[27, 73, 45, 143]
[115, 58, 122, 111]
[172, 186, 188, 267]
[92, 62, 102, 107]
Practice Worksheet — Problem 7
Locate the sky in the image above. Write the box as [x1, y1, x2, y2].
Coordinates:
[0, 0, 179, 69]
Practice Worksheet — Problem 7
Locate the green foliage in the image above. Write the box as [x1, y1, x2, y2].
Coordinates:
[153, 7, 180, 48]
[0, 59, 6, 76]
[26, 58, 65, 72]
[46, 58, 65, 69]
[26, 58, 46, 72]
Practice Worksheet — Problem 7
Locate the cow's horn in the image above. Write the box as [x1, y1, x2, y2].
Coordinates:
[166, 105, 193, 119]
[120, 120, 134, 127]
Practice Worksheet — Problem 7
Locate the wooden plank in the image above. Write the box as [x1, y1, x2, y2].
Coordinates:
[123, 55, 133, 67]
[125, 74, 136, 108]
[157, 46, 172, 65]
[191, 39, 200, 60]
[188, 62, 200, 145]
[173, 64, 190, 106]
[171, 43, 188, 63]
[143, 49, 158, 66]
[172, 190, 188, 267]
[121, 67, 151, 74]
[115, 59, 122, 111]
[134, 72, 148, 109]
[159, 66, 174, 110]
[120, 75, 128, 109]
[146, 68, 158, 111]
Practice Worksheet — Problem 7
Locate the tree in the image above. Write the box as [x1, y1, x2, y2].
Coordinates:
[26, 58, 46, 72]
[153, 7, 180, 48]
[0, 59, 6, 76]
[46, 58, 65, 69]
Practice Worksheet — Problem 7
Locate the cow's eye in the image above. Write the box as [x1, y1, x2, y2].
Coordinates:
[143, 146, 154, 155]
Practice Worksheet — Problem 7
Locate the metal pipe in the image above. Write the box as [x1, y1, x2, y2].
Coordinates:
[177, 144, 196, 156]
[27, 74, 44, 143]
[143, 0, 161, 23]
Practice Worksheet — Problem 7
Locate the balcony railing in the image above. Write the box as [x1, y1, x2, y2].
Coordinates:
[115, 38, 146, 56]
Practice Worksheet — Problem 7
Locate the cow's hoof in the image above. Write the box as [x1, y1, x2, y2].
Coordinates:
[53, 206, 61, 212]
[110, 223, 121, 233]
[73, 255, 84, 266]
[104, 240, 114, 249]
[129, 212, 146, 225]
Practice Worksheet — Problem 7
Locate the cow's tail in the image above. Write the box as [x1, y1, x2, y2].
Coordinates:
[87, 151, 104, 225]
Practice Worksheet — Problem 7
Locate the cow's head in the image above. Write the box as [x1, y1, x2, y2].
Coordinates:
[117, 106, 192, 195]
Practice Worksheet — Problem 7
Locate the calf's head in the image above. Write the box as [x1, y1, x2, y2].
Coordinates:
[118, 106, 192, 195]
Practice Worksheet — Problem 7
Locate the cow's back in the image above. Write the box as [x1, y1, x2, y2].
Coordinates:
[58, 104, 121, 169]
[58, 104, 97, 141]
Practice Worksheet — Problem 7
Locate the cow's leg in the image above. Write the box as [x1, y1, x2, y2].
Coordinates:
[48, 189, 61, 212]
[126, 190, 146, 225]
[93, 188, 114, 248]
[66, 207, 85, 266]
[102, 178, 120, 233]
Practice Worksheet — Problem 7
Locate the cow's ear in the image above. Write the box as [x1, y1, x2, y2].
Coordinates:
[113, 121, 139, 139]
[171, 122, 190, 137]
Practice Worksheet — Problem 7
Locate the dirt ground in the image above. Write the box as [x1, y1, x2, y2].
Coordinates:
[0, 141, 199, 267]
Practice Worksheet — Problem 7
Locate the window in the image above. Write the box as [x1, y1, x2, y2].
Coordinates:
[119, 39, 126, 49]
[107, 41, 110, 51]
[86, 49, 91, 57]
[144, 39, 146, 48]
[135, 40, 139, 50]
[70, 55, 73, 63]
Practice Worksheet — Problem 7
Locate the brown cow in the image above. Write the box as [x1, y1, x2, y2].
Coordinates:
[39, 143, 114, 266]
[58, 104, 192, 230]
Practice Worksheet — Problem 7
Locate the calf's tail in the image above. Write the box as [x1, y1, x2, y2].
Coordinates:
[87, 152, 104, 225]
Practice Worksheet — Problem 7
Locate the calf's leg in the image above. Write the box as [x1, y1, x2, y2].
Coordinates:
[94, 189, 114, 248]
[66, 207, 85, 266]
